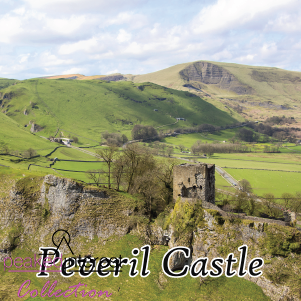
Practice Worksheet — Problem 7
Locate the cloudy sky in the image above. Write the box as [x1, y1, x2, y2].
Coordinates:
[1, 0, 301, 79]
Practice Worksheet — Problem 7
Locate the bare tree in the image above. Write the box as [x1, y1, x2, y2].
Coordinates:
[282, 193, 294, 209]
[262, 193, 277, 217]
[96, 146, 118, 189]
[86, 169, 104, 187]
[113, 155, 126, 191]
[23, 148, 37, 158]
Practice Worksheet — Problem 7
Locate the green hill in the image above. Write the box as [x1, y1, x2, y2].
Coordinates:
[132, 61, 301, 126]
[0, 111, 54, 154]
[0, 78, 238, 141]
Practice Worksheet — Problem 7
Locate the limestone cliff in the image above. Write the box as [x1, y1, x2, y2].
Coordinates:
[161, 199, 301, 301]
[0, 175, 142, 259]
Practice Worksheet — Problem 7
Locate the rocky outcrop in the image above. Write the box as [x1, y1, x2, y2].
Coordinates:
[98, 75, 125, 81]
[180, 61, 254, 95]
[165, 203, 301, 301]
[30, 122, 43, 133]
[0, 175, 138, 258]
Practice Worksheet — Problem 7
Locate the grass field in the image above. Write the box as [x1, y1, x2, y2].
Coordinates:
[224, 168, 301, 199]
[0, 112, 55, 154]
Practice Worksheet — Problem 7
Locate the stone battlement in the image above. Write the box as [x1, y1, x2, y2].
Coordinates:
[173, 163, 215, 204]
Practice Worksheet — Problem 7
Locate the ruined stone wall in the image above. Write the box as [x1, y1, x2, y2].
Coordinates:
[173, 163, 215, 204]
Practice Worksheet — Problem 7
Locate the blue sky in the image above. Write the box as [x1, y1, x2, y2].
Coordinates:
[1, 0, 301, 79]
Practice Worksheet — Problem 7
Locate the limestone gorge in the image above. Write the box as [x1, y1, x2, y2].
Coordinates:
[0, 165, 300, 300]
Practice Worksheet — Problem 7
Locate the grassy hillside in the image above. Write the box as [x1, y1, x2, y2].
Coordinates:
[0, 111, 54, 154]
[0, 77, 18, 89]
[132, 60, 301, 126]
[0, 78, 238, 141]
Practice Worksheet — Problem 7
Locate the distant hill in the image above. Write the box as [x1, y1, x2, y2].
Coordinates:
[41, 61, 301, 126]
[0, 78, 239, 143]
[132, 61, 301, 126]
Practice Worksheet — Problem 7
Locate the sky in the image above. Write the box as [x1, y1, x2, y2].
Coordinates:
[1, 0, 301, 79]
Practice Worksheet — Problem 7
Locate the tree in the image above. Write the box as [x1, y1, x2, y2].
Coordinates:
[131, 125, 158, 140]
[121, 134, 128, 144]
[155, 162, 175, 206]
[239, 179, 253, 193]
[101, 132, 124, 146]
[236, 128, 258, 142]
[113, 155, 127, 191]
[122, 144, 156, 193]
[96, 146, 118, 189]
[86, 169, 103, 187]
[281, 193, 294, 209]
[72, 136, 79, 144]
[23, 148, 36, 158]
[291, 191, 301, 213]
[262, 193, 277, 217]
[166, 146, 173, 157]
[179, 144, 185, 152]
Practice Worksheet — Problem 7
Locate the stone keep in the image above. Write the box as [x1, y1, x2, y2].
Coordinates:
[173, 163, 215, 204]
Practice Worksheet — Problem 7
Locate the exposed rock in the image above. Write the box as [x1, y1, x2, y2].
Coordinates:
[180, 61, 254, 95]
[30, 122, 43, 133]
[0, 175, 136, 259]
[98, 75, 125, 81]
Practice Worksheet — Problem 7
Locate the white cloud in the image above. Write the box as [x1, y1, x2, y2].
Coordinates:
[61, 67, 84, 75]
[45, 15, 90, 36]
[106, 69, 119, 75]
[23, 0, 147, 14]
[40, 51, 74, 67]
[117, 29, 132, 43]
[1, 0, 301, 79]
[0, 14, 23, 43]
[192, 0, 297, 34]
[19, 53, 30, 63]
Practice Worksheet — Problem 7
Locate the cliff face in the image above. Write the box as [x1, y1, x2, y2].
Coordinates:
[162, 200, 301, 301]
[0, 175, 139, 258]
[180, 61, 254, 95]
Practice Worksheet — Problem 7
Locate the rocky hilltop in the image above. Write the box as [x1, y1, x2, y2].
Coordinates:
[180, 61, 254, 95]
[0, 175, 300, 300]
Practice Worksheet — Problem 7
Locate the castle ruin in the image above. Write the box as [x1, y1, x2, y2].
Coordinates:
[173, 163, 215, 204]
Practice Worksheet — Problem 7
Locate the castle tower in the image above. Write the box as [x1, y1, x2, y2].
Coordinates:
[173, 163, 215, 204]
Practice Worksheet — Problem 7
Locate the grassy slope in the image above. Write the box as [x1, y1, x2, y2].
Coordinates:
[0, 77, 18, 89]
[133, 60, 301, 102]
[132, 60, 301, 124]
[0, 111, 54, 153]
[1, 79, 238, 141]
[0, 233, 270, 301]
